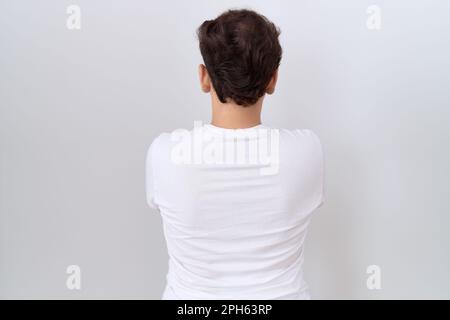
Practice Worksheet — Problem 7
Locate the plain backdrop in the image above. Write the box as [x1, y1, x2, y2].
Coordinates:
[1, 0, 450, 299]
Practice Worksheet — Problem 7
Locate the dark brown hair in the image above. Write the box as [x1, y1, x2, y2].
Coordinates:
[197, 9, 282, 107]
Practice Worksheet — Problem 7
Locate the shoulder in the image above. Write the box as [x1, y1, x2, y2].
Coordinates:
[274, 128, 324, 171]
[278, 127, 320, 139]
[146, 132, 171, 164]
[278, 128, 323, 150]
[146, 127, 193, 162]
[148, 132, 172, 152]
[148, 132, 171, 150]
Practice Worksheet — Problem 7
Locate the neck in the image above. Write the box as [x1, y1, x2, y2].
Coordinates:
[210, 93, 263, 129]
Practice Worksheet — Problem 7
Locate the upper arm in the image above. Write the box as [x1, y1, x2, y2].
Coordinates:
[298, 129, 325, 208]
[145, 134, 164, 209]
[309, 130, 325, 208]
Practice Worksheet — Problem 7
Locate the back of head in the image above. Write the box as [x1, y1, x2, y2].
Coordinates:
[197, 9, 282, 107]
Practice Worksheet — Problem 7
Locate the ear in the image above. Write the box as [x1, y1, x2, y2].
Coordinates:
[198, 64, 211, 93]
[265, 68, 278, 95]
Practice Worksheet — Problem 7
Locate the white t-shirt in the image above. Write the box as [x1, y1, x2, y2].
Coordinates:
[146, 123, 324, 299]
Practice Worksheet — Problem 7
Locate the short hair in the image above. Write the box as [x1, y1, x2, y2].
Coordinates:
[197, 9, 282, 107]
